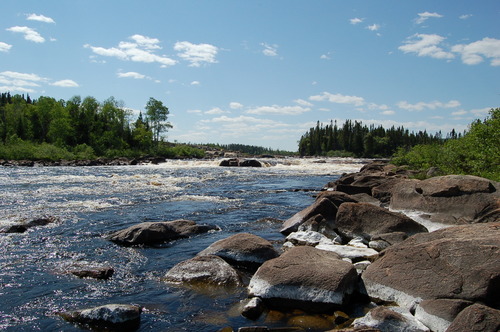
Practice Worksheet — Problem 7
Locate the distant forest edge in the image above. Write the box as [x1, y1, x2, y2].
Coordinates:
[298, 119, 461, 158]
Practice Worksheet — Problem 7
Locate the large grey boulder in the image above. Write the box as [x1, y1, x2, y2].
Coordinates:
[59, 304, 141, 329]
[164, 255, 242, 287]
[248, 246, 358, 311]
[446, 303, 500, 332]
[280, 198, 338, 235]
[353, 306, 429, 332]
[361, 222, 500, 311]
[334, 202, 428, 241]
[389, 175, 500, 224]
[197, 233, 279, 269]
[414, 299, 473, 332]
[107, 220, 218, 246]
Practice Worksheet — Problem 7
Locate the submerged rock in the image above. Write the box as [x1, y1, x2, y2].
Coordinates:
[0, 216, 59, 233]
[67, 262, 114, 280]
[107, 219, 219, 246]
[59, 304, 141, 329]
[248, 246, 358, 312]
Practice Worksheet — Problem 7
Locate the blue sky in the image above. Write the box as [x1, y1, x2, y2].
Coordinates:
[1, 1, 499, 151]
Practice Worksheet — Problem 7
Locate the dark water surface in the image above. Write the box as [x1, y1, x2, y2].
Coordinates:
[0, 158, 365, 331]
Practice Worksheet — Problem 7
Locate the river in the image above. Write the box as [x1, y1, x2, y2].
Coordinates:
[0, 158, 367, 331]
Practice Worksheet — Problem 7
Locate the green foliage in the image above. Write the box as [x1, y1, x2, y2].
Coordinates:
[0, 92, 173, 160]
[298, 119, 442, 157]
[156, 144, 205, 159]
[392, 108, 500, 181]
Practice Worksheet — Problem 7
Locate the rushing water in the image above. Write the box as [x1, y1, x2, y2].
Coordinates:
[0, 158, 367, 331]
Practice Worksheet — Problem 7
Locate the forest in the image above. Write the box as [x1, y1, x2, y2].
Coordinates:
[298, 119, 459, 157]
[0, 92, 206, 160]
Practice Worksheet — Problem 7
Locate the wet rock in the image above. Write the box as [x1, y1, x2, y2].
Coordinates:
[198, 233, 279, 270]
[361, 222, 500, 311]
[0, 216, 59, 233]
[241, 297, 265, 320]
[352, 306, 429, 332]
[280, 198, 337, 235]
[248, 246, 358, 311]
[67, 262, 114, 280]
[107, 219, 219, 246]
[334, 203, 427, 242]
[59, 304, 141, 329]
[389, 175, 500, 224]
[164, 255, 242, 287]
[414, 299, 473, 332]
[446, 303, 500, 332]
[240, 159, 264, 167]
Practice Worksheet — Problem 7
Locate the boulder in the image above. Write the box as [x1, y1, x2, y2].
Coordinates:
[248, 246, 358, 311]
[241, 297, 265, 320]
[67, 262, 114, 280]
[361, 222, 500, 311]
[239, 159, 263, 167]
[446, 303, 500, 332]
[368, 232, 409, 251]
[389, 175, 500, 224]
[352, 306, 429, 332]
[219, 158, 240, 167]
[334, 203, 427, 241]
[58, 304, 141, 329]
[0, 216, 59, 233]
[164, 255, 242, 287]
[285, 230, 338, 247]
[107, 220, 219, 246]
[297, 214, 343, 241]
[414, 299, 473, 332]
[280, 198, 337, 235]
[197, 233, 279, 269]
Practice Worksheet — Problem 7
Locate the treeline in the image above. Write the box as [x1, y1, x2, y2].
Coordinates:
[207, 143, 292, 156]
[0, 92, 202, 160]
[298, 119, 458, 157]
[392, 108, 499, 181]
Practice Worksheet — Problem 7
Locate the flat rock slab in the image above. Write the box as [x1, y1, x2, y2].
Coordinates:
[248, 246, 358, 311]
[334, 202, 428, 241]
[107, 220, 218, 246]
[389, 175, 500, 224]
[361, 222, 500, 311]
[164, 255, 242, 287]
[197, 233, 279, 269]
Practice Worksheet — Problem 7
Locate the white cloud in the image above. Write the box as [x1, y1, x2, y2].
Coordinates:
[294, 99, 313, 107]
[117, 71, 148, 79]
[320, 54, 331, 60]
[399, 33, 454, 60]
[7, 26, 45, 43]
[26, 13, 55, 24]
[350, 17, 364, 25]
[397, 100, 461, 111]
[0, 71, 47, 92]
[85, 34, 177, 67]
[415, 12, 443, 24]
[230, 102, 244, 109]
[452, 37, 500, 66]
[367, 24, 380, 31]
[261, 43, 278, 57]
[246, 105, 310, 115]
[470, 107, 491, 116]
[309, 92, 365, 107]
[381, 110, 395, 115]
[190, 80, 200, 85]
[205, 107, 227, 115]
[51, 79, 79, 87]
[451, 110, 467, 116]
[0, 42, 12, 52]
[174, 41, 218, 67]
[459, 14, 473, 20]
